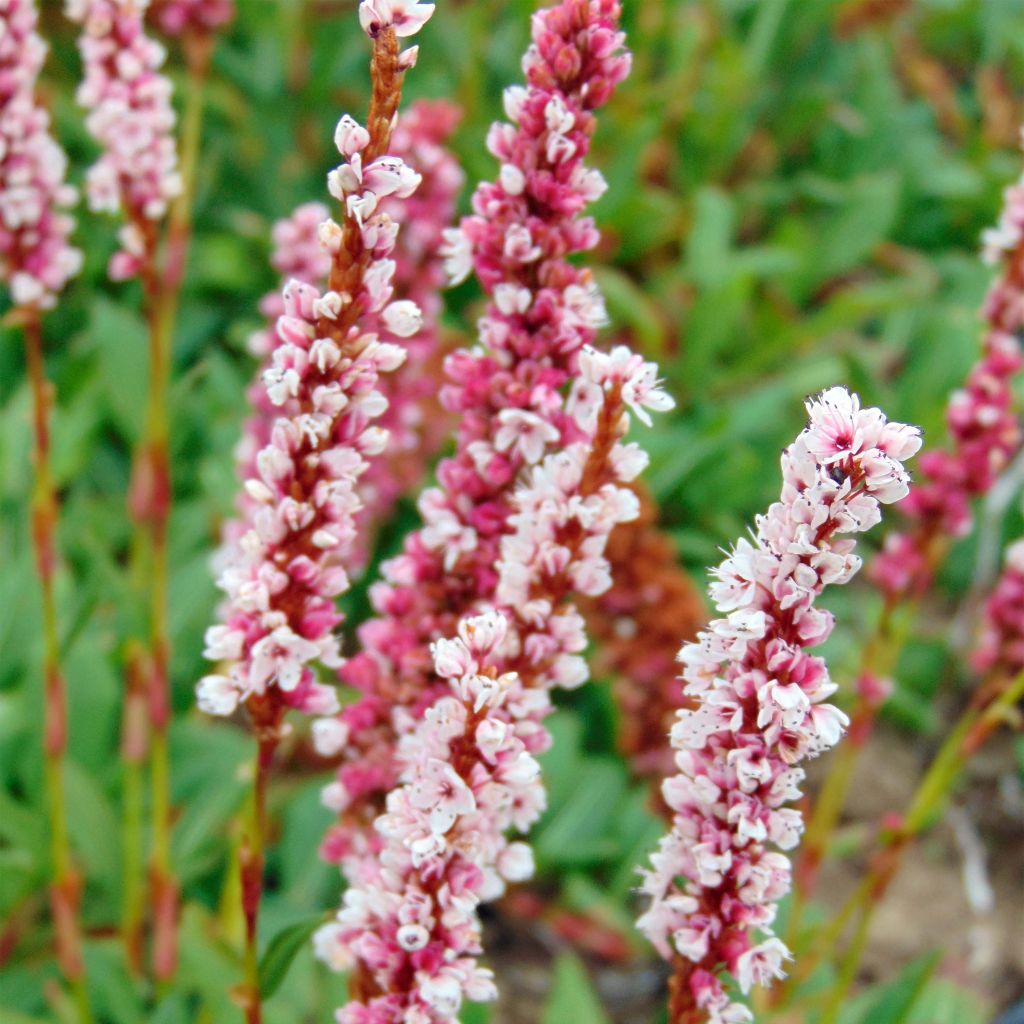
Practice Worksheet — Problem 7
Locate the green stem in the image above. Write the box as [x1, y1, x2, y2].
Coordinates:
[784, 596, 910, 956]
[136, 50, 210, 986]
[119, 644, 148, 973]
[240, 735, 279, 1024]
[24, 313, 94, 1022]
[819, 671, 1023, 1016]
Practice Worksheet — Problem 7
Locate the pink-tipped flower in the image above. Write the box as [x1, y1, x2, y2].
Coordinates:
[66, 0, 182, 281]
[198, 0, 434, 727]
[321, 346, 673, 1014]
[870, 141, 1023, 601]
[316, 611, 537, 1023]
[972, 538, 1024, 677]
[1, 0, 82, 308]
[226, 102, 462, 585]
[356, 99, 464, 562]
[148, 0, 234, 37]
[318, 0, 632, 875]
[637, 388, 921, 1023]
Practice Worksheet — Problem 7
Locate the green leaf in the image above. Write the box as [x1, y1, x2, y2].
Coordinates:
[814, 172, 901, 283]
[258, 915, 325, 1000]
[542, 952, 610, 1024]
[533, 758, 627, 868]
[904, 979, 987, 1024]
[85, 298, 149, 441]
[857, 952, 942, 1024]
[685, 187, 735, 289]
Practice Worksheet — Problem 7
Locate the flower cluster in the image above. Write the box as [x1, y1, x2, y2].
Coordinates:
[0, 0, 82, 309]
[357, 99, 464, 559]
[67, 0, 183, 281]
[317, 0, 632, 872]
[637, 388, 921, 1023]
[318, 346, 672, 1014]
[227, 100, 462, 584]
[581, 482, 706, 786]
[148, 0, 234, 37]
[197, 0, 434, 726]
[973, 538, 1024, 677]
[315, 612, 540, 1023]
[870, 143, 1023, 601]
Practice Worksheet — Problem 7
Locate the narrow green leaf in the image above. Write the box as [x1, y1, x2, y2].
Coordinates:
[542, 952, 610, 1024]
[258, 915, 325, 1000]
[859, 952, 942, 1024]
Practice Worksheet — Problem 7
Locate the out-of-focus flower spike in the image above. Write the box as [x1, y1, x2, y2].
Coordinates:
[66, 0, 182, 282]
[1, 0, 82, 308]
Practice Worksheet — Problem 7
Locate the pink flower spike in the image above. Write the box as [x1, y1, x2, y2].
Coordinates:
[870, 139, 1023, 600]
[1, 0, 82, 309]
[199, 0, 437, 728]
[637, 387, 920, 1021]
[66, 0, 182, 281]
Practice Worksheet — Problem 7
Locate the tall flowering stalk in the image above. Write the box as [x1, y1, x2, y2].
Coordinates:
[637, 388, 921, 1024]
[67, 0, 186, 977]
[197, 3, 434, 1020]
[317, 346, 672, 1021]
[316, 0, 632, 875]
[814, 540, 1024, 1023]
[581, 481, 705, 791]
[234, 100, 463, 578]
[1, 0, 85, 1013]
[791, 143, 1024, 924]
[66, 0, 232, 974]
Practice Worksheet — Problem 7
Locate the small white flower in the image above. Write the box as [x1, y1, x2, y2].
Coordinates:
[382, 299, 422, 337]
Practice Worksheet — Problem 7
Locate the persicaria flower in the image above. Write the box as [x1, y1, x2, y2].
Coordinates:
[359, 0, 435, 39]
[199, 6, 434, 729]
[0, 0, 82, 308]
[317, 0, 635, 887]
[972, 538, 1024, 677]
[870, 138, 1023, 600]
[637, 387, 921, 1022]
[67, 0, 182, 281]
[148, 0, 234, 36]
[317, 611, 546, 1023]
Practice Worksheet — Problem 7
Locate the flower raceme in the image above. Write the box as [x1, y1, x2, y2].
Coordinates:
[0, 0, 82, 309]
[316, 343, 674, 1018]
[197, 0, 434, 727]
[223, 100, 461, 588]
[870, 139, 1023, 602]
[973, 538, 1024, 678]
[315, 612, 537, 1024]
[66, 0, 183, 281]
[315, 0, 633, 876]
[637, 388, 921, 1024]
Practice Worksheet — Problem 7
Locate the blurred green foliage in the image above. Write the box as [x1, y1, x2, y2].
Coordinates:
[2, 0, 1023, 1021]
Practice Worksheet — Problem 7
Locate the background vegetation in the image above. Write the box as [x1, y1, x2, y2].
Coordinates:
[2, 1, 1022, 1021]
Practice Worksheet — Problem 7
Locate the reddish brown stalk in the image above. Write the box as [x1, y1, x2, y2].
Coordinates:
[23, 312, 92, 1020]
[322, 27, 401, 337]
[121, 28, 218, 978]
[248, 25, 408, 1019]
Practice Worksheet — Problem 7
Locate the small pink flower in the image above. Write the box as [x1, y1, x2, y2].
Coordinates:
[358, 0, 435, 39]
[638, 389, 919, 1017]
